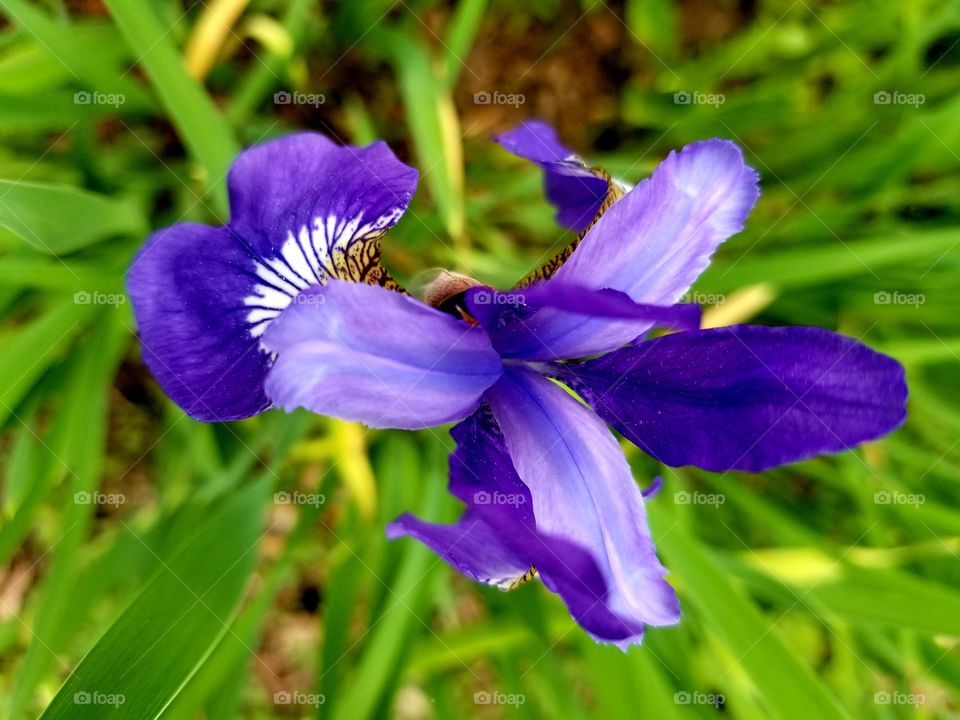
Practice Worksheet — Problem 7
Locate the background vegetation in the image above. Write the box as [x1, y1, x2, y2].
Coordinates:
[0, 0, 959, 717]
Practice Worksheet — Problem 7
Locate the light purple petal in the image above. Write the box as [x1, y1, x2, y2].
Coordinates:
[262, 281, 502, 429]
[464, 283, 700, 360]
[494, 120, 609, 232]
[128, 224, 273, 421]
[128, 132, 418, 422]
[558, 325, 907, 472]
[485, 367, 681, 641]
[557, 137, 757, 298]
[388, 408, 653, 643]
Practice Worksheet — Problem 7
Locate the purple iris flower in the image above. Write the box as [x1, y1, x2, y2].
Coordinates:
[127, 121, 907, 648]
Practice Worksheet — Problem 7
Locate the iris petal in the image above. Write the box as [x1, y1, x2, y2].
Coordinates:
[554, 138, 759, 305]
[263, 281, 502, 429]
[485, 367, 681, 642]
[388, 407, 661, 644]
[558, 325, 908, 472]
[464, 283, 700, 361]
[127, 224, 273, 421]
[127, 132, 418, 421]
[494, 120, 611, 233]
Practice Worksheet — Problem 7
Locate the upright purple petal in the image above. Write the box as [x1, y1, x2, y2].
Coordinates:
[464, 283, 700, 361]
[554, 139, 759, 304]
[127, 132, 418, 421]
[557, 325, 907, 472]
[485, 367, 681, 642]
[262, 281, 502, 429]
[496, 139, 756, 359]
[494, 120, 610, 232]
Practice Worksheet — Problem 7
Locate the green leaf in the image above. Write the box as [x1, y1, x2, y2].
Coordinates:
[0, 180, 144, 254]
[103, 0, 240, 213]
[651, 515, 853, 720]
[39, 476, 271, 720]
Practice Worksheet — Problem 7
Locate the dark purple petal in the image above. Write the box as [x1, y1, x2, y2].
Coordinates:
[554, 139, 759, 305]
[464, 283, 700, 361]
[486, 367, 681, 641]
[387, 510, 532, 588]
[387, 408, 652, 644]
[128, 132, 418, 421]
[558, 325, 908, 472]
[494, 120, 610, 232]
[128, 224, 272, 421]
[262, 281, 502, 429]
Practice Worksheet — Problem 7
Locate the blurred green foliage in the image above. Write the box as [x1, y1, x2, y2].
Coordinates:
[0, 0, 958, 718]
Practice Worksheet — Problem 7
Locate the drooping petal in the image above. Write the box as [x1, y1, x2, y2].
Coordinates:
[127, 132, 418, 422]
[557, 325, 907, 472]
[464, 283, 700, 360]
[128, 224, 273, 421]
[387, 510, 533, 588]
[553, 138, 759, 305]
[494, 120, 611, 233]
[485, 367, 681, 641]
[262, 281, 502, 429]
[387, 408, 654, 643]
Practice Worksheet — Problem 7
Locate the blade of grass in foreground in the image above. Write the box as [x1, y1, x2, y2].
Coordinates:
[103, 0, 239, 213]
[650, 513, 853, 720]
[40, 475, 272, 720]
[0, 179, 145, 254]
